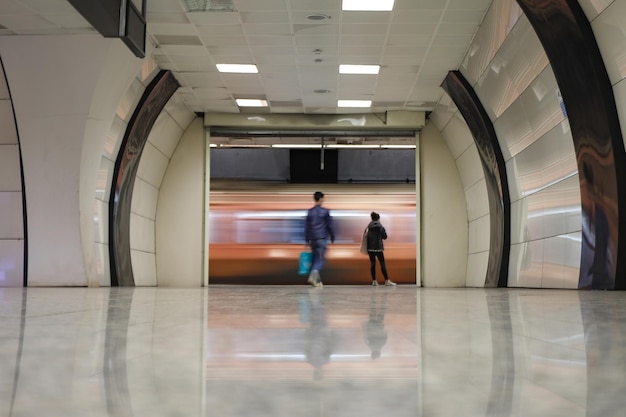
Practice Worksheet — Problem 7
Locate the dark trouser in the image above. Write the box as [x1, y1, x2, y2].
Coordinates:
[368, 252, 389, 281]
[310, 238, 328, 272]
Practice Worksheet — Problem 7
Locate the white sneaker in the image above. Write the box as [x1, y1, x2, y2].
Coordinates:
[308, 270, 322, 287]
[371, 281, 379, 286]
[384, 280, 396, 286]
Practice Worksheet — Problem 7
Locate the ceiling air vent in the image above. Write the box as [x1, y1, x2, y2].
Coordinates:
[183, 0, 235, 12]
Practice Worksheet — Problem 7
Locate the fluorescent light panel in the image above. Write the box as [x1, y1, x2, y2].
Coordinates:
[272, 144, 322, 148]
[236, 99, 268, 107]
[326, 144, 381, 148]
[337, 100, 371, 107]
[342, 0, 395, 11]
[216, 64, 258, 73]
[339, 64, 380, 74]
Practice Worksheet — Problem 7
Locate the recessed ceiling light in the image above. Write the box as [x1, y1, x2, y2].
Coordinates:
[337, 100, 372, 108]
[342, 0, 395, 11]
[307, 14, 331, 20]
[339, 64, 380, 74]
[216, 64, 258, 73]
[236, 99, 268, 107]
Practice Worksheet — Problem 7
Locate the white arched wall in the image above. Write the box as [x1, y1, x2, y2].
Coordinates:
[0, 57, 22, 287]
[130, 99, 197, 287]
[420, 122, 469, 287]
[154, 119, 205, 287]
[0, 34, 143, 286]
[92, 59, 160, 287]
[430, 95, 490, 287]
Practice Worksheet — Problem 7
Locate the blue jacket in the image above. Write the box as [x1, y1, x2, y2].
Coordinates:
[305, 205, 335, 243]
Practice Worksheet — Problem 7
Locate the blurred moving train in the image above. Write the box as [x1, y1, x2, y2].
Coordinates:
[208, 181, 417, 285]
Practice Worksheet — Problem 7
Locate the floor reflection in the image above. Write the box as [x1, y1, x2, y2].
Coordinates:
[2, 286, 626, 416]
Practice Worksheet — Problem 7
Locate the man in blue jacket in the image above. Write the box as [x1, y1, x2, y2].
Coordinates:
[305, 191, 335, 287]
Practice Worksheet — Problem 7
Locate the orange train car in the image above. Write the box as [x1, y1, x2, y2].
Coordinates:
[208, 182, 417, 285]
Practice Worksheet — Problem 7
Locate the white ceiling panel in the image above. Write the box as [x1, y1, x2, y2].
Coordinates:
[293, 23, 340, 36]
[248, 35, 294, 47]
[389, 23, 438, 35]
[147, 0, 186, 13]
[447, 0, 494, 10]
[192, 87, 233, 100]
[341, 35, 386, 46]
[196, 24, 244, 37]
[186, 11, 240, 25]
[44, 13, 92, 29]
[240, 11, 290, 24]
[148, 23, 197, 36]
[386, 34, 432, 46]
[243, 23, 292, 36]
[443, 10, 488, 23]
[254, 55, 297, 65]
[208, 45, 251, 56]
[340, 45, 383, 56]
[382, 54, 424, 66]
[392, 10, 443, 24]
[342, 24, 389, 36]
[395, 0, 446, 10]
[20, 0, 77, 14]
[295, 35, 339, 46]
[146, 12, 190, 24]
[0, 1, 32, 14]
[200, 35, 248, 47]
[290, 0, 340, 11]
[385, 46, 428, 58]
[342, 11, 391, 24]
[233, 0, 289, 12]
[13, 0, 494, 115]
[181, 72, 225, 88]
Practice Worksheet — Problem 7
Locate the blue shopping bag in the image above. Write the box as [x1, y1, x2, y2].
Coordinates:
[298, 251, 313, 275]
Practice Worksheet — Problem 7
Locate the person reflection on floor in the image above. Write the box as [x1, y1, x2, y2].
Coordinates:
[304, 290, 335, 380]
[362, 291, 388, 359]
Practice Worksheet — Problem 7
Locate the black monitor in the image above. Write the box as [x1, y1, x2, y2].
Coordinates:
[68, 0, 146, 58]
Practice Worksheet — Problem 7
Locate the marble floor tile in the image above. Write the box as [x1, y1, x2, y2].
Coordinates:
[0, 286, 625, 416]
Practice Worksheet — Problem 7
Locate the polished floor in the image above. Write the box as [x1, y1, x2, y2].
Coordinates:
[1, 285, 626, 417]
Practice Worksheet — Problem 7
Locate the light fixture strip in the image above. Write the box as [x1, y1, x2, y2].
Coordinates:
[337, 100, 372, 108]
[235, 99, 268, 107]
[216, 64, 259, 73]
[272, 144, 322, 148]
[339, 64, 380, 74]
[342, 0, 395, 11]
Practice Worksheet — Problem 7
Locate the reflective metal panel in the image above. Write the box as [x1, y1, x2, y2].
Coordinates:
[517, 0, 626, 289]
[494, 66, 563, 160]
[441, 71, 510, 287]
[522, 174, 582, 242]
[514, 239, 543, 288]
[475, 17, 548, 120]
[508, 122, 576, 201]
[460, 0, 522, 86]
[109, 70, 179, 287]
[578, 0, 615, 21]
[591, 1, 626, 84]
